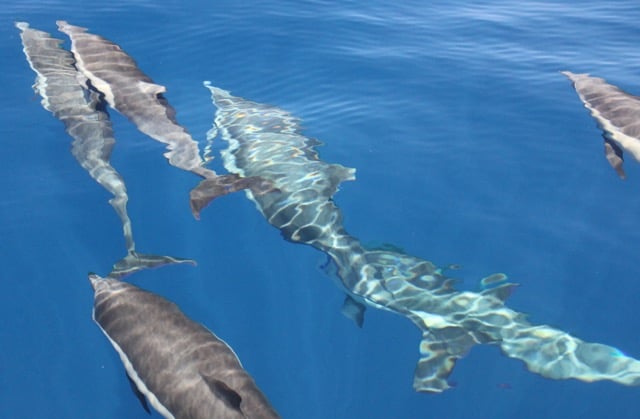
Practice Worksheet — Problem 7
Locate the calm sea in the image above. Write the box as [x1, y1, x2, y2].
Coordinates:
[1, 1, 640, 418]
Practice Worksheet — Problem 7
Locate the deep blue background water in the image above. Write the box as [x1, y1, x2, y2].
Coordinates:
[2, 1, 640, 418]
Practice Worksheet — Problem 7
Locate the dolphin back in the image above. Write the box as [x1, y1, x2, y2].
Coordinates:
[90, 274, 280, 419]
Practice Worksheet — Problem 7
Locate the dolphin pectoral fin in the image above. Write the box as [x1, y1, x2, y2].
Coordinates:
[341, 295, 366, 328]
[604, 139, 626, 179]
[201, 375, 243, 413]
[108, 252, 196, 279]
[125, 372, 151, 414]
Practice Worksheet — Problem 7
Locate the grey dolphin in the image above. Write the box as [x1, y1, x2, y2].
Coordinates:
[16, 22, 192, 278]
[90, 273, 280, 419]
[206, 84, 640, 392]
[563, 71, 640, 179]
[56, 21, 273, 217]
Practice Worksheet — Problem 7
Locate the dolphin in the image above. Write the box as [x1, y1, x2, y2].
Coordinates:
[205, 83, 640, 392]
[90, 273, 280, 419]
[563, 71, 640, 179]
[56, 21, 273, 217]
[16, 22, 193, 278]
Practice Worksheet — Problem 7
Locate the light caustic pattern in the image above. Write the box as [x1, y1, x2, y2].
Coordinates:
[207, 84, 640, 392]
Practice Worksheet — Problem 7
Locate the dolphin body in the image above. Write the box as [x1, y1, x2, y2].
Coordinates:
[56, 21, 273, 217]
[17, 22, 279, 417]
[16, 22, 192, 278]
[90, 274, 280, 419]
[563, 71, 640, 179]
[205, 84, 640, 392]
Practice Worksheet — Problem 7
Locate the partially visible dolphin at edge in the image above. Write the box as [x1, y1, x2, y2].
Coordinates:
[563, 71, 640, 179]
[89, 273, 280, 419]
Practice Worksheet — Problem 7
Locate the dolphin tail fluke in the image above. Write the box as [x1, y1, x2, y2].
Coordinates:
[413, 309, 640, 392]
[499, 323, 640, 386]
[189, 174, 276, 220]
[107, 252, 196, 279]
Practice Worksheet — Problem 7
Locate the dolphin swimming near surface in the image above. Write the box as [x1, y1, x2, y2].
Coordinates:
[205, 83, 640, 392]
[17, 21, 279, 417]
[89, 273, 280, 419]
[16, 22, 192, 278]
[563, 71, 640, 179]
[56, 21, 273, 217]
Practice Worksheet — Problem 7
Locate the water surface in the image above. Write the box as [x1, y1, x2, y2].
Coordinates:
[1, 1, 640, 418]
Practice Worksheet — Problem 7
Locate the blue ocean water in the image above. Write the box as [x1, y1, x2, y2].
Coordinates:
[2, 1, 640, 418]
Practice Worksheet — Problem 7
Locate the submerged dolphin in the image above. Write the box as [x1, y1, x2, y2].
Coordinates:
[17, 22, 192, 278]
[90, 273, 280, 419]
[563, 71, 640, 179]
[205, 84, 640, 392]
[56, 21, 273, 217]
